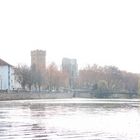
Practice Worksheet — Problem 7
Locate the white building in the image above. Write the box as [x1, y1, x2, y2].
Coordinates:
[0, 58, 15, 90]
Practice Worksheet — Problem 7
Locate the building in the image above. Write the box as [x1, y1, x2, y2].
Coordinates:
[31, 50, 46, 72]
[0, 58, 15, 90]
[62, 58, 78, 88]
[62, 58, 78, 77]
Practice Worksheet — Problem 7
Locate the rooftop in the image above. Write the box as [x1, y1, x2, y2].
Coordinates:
[0, 58, 12, 66]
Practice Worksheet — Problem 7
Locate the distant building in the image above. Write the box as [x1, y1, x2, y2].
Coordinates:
[0, 58, 16, 90]
[31, 50, 46, 72]
[62, 58, 78, 88]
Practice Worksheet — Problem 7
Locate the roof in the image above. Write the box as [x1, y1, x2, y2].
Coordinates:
[0, 58, 12, 66]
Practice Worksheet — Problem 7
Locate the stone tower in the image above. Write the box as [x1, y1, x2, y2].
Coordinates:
[31, 50, 46, 72]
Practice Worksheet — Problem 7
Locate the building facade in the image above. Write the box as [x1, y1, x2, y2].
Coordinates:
[62, 58, 78, 88]
[31, 50, 46, 72]
[0, 58, 15, 90]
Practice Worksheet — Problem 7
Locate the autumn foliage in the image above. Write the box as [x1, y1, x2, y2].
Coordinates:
[15, 63, 140, 94]
[78, 65, 139, 93]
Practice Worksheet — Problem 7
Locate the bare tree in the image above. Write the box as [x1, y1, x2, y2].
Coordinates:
[46, 63, 69, 91]
[15, 65, 32, 90]
[31, 64, 45, 91]
[78, 64, 139, 94]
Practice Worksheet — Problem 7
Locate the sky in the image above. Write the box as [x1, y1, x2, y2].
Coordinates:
[0, 0, 140, 73]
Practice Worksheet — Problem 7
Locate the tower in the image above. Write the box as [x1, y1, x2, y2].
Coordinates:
[31, 50, 46, 72]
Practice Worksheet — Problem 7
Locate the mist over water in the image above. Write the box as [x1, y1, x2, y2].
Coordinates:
[0, 99, 140, 140]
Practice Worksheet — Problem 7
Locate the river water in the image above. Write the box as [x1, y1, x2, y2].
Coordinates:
[0, 99, 140, 140]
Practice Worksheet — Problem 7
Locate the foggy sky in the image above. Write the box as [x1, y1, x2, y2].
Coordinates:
[0, 0, 140, 73]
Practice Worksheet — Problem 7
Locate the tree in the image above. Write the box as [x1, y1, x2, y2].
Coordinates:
[46, 63, 69, 91]
[15, 65, 32, 90]
[103, 66, 123, 91]
[15, 64, 45, 91]
[31, 64, 45, 91]
[95, 80, 109, 98]
[78, 64, 139, 95]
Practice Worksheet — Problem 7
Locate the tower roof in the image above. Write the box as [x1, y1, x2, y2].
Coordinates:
[31, 50, 46, 56]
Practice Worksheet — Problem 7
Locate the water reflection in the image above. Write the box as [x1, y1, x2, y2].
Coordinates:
[0, 99, 139, 140]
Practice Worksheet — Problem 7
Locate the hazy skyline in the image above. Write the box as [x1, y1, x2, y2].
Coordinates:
[0, 0, 140, 73]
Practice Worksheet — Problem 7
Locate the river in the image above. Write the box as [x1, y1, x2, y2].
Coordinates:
[0, 99, 140, 140]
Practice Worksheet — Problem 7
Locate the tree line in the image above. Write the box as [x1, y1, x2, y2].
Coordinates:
[78, 65, 139, 97]
[15, 63, 140, 94]
[15, 63, 69, 91]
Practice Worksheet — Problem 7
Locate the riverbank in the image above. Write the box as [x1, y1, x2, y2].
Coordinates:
[0, 91, 139, 101]
[0, 92, 74, 101]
